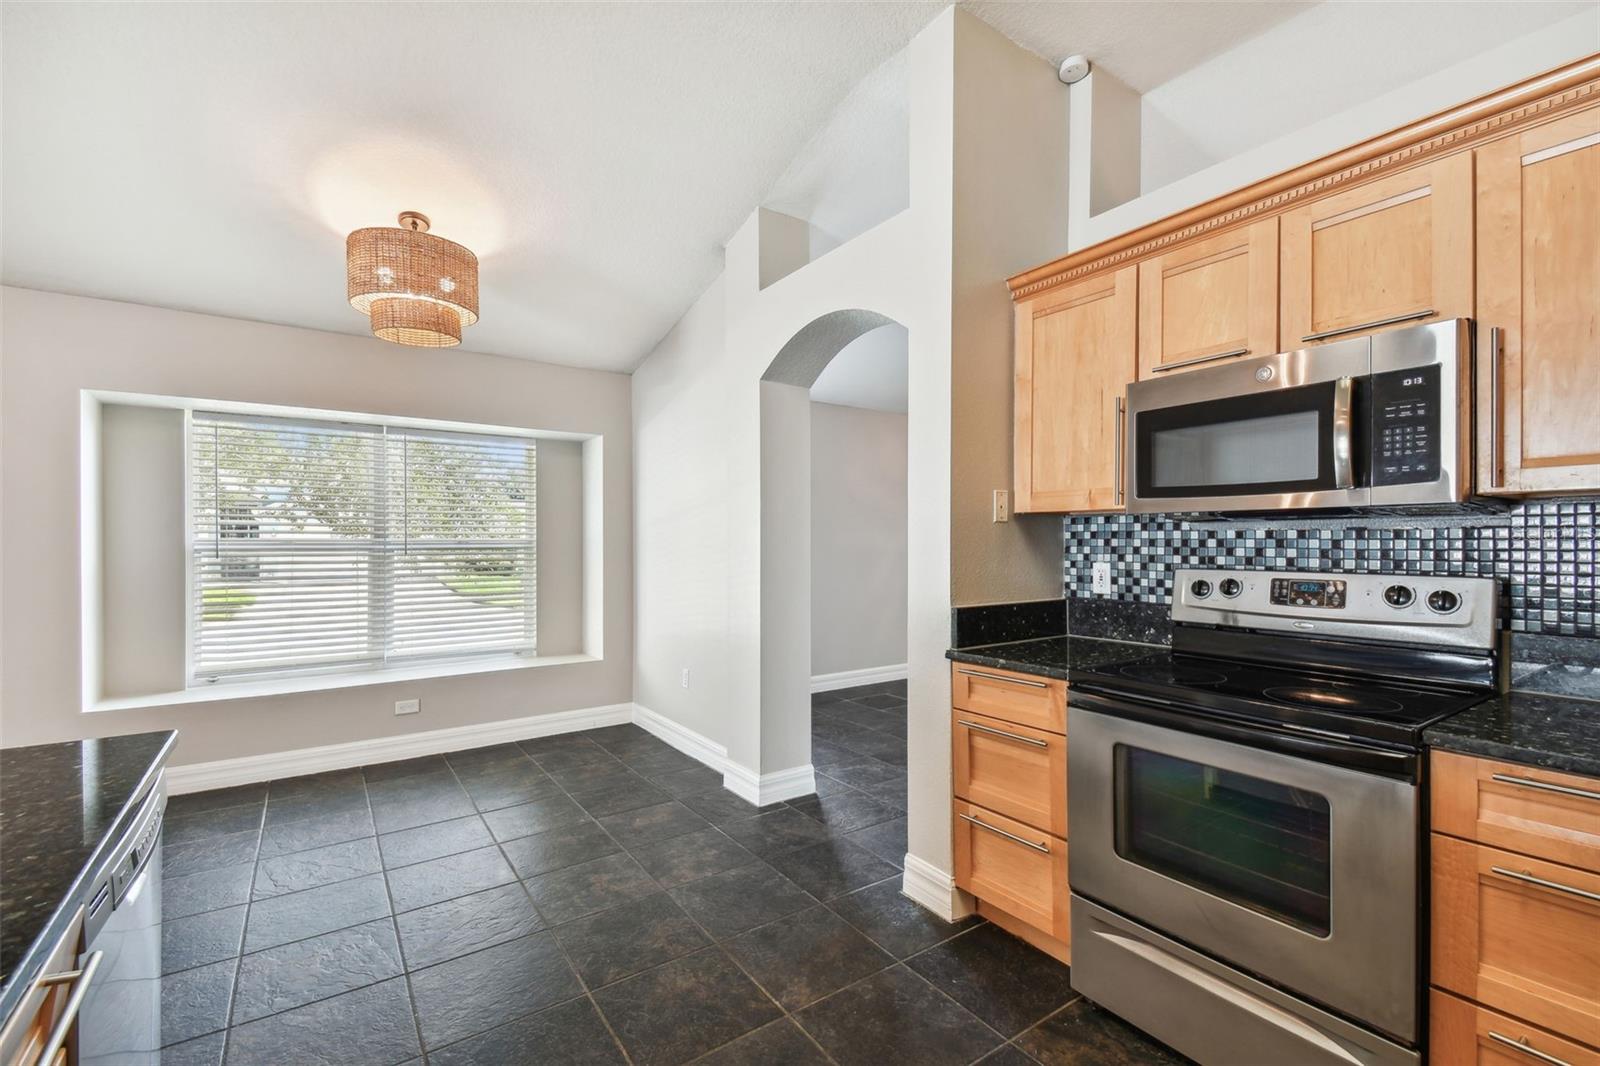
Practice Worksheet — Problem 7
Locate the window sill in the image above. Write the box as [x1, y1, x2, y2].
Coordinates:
[86, 652, 600, 713]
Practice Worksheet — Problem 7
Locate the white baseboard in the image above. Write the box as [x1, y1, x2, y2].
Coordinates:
[810, 663, 908, 694]
[166, 702, 634, 795]
[721, 762, 817, 806]
[630, 702, 730, 773]
[902, 853, 970, 921]
[168, 697, 819, 810]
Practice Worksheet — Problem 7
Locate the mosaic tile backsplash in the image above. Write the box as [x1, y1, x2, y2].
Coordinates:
[1063, 497, 1600, 638]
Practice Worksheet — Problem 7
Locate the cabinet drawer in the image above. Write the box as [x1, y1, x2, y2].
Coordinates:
[953, 799, 1068, 943]
[950, 663, 1065, 733]
[1433, 834, 1600, 1046]
[952, 710, 1066, 838]
[1433, 751, 1600, 873]
[1431, 989, 1600, 1066]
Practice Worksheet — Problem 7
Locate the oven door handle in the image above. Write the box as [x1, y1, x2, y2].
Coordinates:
[1331, 376, 1355, 490]
[1067, 686, 1418, 780]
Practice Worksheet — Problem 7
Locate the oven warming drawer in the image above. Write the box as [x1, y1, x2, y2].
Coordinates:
[1071, 897, 1418, 1066]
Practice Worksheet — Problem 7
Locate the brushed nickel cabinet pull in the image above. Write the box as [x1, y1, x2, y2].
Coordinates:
[1302, 308, 1435, 343]
[37, 950, 103, 1066]
[1490, 866, 1600, 904]
[960, 813, 1050, 854]
[1113, 396, 1126, 506]
[1488, 326, 1504, 489]
[957, 720, 1048, 748]
[1150, 347, 1250, 372]
[1490, 772, 1600, 803]
[957, 668, 1047, 689]
[1488, 1032, 1574, 1066]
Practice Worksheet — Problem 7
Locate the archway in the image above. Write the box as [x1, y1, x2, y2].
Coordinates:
[756, 308, 909, 808]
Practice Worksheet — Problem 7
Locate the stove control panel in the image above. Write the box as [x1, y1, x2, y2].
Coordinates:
[1269, 578, 1346, 609]
[1172, 568, 1499, 652]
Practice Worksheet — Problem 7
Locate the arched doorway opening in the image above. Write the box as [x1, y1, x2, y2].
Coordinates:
[757, 309, 909, 817]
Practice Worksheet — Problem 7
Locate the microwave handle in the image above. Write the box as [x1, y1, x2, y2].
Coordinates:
[1331, 376, 1355, 490]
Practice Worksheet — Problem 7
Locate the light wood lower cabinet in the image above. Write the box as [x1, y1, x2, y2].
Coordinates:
[1432, 833, 1600, 1048]
[1476, 102, 1600, 495]
[1432, 750, 1600, 873]
[1431, 989, 1600, 1066]
[0, 908, 83, 1066]
[953, 799, 1069, 947]
[952, 709, 1067, 839]
[950, 663, 1066, 734]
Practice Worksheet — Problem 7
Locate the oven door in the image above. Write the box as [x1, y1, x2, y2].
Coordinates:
[1125, 338, 1370, 513]
[1068, 697, 1419, 1043]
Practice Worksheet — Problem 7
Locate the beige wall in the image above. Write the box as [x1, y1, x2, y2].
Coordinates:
[1, 286, 632, 765]
[810, 401, 907, 677]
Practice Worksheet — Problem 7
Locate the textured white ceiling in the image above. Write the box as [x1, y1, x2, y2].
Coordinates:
[2, 1, 1311, 372]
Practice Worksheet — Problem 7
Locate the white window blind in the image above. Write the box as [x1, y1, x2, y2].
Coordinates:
[189, 411, 536, 683]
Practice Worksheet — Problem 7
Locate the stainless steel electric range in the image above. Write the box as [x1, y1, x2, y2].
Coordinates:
[1066, 568, 1502, 1066]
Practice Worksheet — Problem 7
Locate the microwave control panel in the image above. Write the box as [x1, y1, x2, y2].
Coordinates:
[1270, 578, 1347, 609]
[1370, 364, 1441, 486]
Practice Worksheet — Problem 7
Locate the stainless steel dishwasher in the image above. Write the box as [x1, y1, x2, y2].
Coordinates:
[76, 774, 165, 1065]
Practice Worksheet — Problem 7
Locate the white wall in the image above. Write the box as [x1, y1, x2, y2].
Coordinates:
[810, 402, 907, 678]
[1, 287, 633, 765]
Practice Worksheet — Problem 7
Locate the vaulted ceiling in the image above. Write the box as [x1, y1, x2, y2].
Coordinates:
[2, 1, 1311, 372]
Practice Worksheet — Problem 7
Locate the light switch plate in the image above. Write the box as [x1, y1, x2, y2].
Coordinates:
[992, 489, 1010, 523]
[395, 698, 421, 716]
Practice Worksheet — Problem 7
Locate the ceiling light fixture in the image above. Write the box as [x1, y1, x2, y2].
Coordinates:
[347, 211, 479, 347]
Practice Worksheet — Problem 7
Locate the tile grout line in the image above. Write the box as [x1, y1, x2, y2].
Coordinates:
[365, 766, 430, 1066]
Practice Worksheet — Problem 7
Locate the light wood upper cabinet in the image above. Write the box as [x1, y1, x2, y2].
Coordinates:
[1137, 218, 1278, 378]
[1014, 265, 1137, 513]
[1476, 104, 1600, 495]
[1280, 153, 1474, 348]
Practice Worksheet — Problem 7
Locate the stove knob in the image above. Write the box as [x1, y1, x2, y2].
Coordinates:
[1219, 578, 1242, 598]
[1190, 579, 1213, 599]
[1426, 589, 1461, 615]
[1383, 584, 1415, 608]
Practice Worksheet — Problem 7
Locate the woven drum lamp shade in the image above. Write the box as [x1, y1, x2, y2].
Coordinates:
[347, 212, 479, 348]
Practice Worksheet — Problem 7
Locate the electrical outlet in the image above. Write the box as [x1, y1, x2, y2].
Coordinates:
[680, 668, 691, 690]
[992, 489, 1010, 523]
[1091, 562, 1112, 595]
[395, 698, 420, 716]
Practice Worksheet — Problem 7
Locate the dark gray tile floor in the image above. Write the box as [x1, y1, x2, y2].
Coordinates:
[158, 681, 1187, 1065]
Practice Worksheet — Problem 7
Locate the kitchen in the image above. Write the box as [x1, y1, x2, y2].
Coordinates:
[1, 4, 1598, 1065]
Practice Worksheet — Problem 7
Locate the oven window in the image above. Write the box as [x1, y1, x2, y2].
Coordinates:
[1114, 746, 1332, 936]
[1150, 410, 1320, 487]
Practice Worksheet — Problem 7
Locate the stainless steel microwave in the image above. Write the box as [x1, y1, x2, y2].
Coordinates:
[1123, 319, 1472, 513]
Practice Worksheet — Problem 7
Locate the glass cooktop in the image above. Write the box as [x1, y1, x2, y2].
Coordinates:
[1075, 651, 1490, 748]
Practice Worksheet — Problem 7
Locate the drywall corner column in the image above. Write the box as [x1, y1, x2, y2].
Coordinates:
[901, 8, 960, 897]
[1066, 66, 1142, 251]
[758, 209, 813, 290]
[758, 381, 813, 774]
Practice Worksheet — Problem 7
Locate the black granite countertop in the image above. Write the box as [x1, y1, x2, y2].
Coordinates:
[1425, 671, 1600, 779]
[0, 731, 175, 1023]
[946, 635, 1164, 683]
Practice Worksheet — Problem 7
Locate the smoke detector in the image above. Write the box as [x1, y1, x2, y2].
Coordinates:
[1058, 55, 1091, 85]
